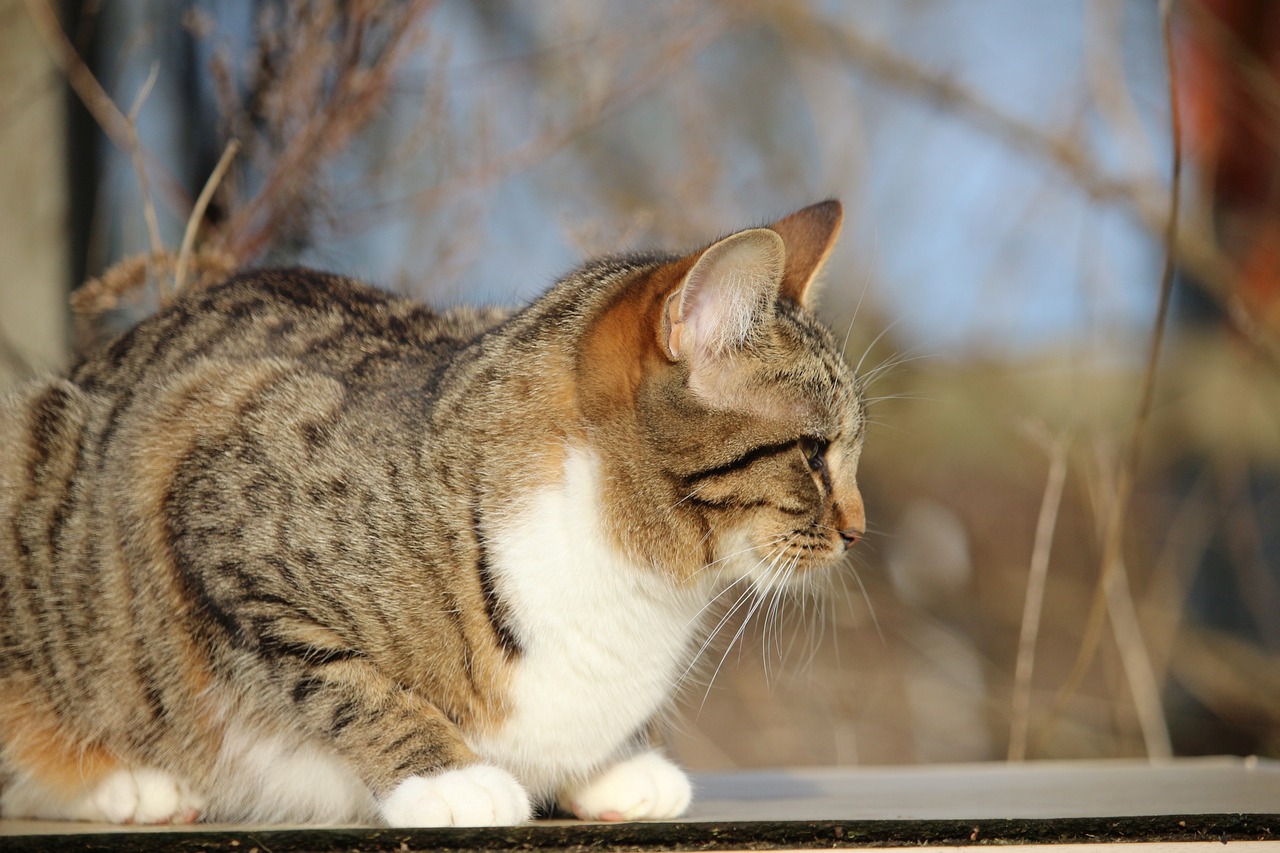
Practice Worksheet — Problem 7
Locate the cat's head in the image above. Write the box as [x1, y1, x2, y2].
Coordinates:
[577, 201, 866, 589]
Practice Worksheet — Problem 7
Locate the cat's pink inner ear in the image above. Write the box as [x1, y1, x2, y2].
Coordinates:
[767, 199, 843, 306]
[666, 228, 786, 362]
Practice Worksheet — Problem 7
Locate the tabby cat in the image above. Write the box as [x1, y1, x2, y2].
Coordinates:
[0, 200, 866, 827]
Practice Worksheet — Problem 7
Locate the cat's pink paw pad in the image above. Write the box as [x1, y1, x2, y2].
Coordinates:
[379, 764, 531, 827]
[91, 768, 205, 824]
[559, 751, 691, 822]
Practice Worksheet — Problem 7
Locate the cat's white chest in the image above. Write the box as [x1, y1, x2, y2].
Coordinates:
[473, 449, 703, 798]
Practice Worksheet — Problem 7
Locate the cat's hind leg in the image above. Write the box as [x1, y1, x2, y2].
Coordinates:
[0, 691, 204, 824]
[80, 767, 206, 824]
[1, 766, 205, 824]
[557, 750, 692, 822]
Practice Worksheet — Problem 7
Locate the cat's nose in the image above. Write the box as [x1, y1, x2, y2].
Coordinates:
[835, 488, 865, 550]
[839, 527, 864, 550]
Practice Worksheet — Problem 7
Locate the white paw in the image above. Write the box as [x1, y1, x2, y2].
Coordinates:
[90, 768, 206, 824]
[558, 751, 692, 822]
[379, 764, 531, 827]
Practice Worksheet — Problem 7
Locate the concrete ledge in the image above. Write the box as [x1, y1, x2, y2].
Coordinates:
[3, 758, 1278, 849]
[0, 814, 1276, 851]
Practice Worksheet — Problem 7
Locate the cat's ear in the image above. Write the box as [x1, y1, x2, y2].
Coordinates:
[767, 199, 843, 306]
[664, 228, 786, 362]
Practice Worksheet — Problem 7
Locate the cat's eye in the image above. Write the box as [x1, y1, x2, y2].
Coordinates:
[799, 437, 829, 472]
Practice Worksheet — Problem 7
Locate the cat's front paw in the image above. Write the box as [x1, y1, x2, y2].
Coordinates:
[379, 764, 531, 827]
[558, 751, 692, 822]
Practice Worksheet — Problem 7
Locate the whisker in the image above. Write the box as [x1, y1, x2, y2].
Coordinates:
[668, 486, 706, 511]
[680, 584, 758, 693]
[762, 553, 799, 685]
[684, 541, 784, 630]
[862, 392, 934, 405]
[828, 572, 845, 671]
[843, 560, 883, 644]
[859, 347, 934, 381]
[699, 550, 789, 707]
[852, 318, 906, 377]
[801, 569, 829, 678]
[841, 244, 876, 355]
[678, 540, 790, 690]
[760, 563, 785, 685]
[685, 534, 787, 582]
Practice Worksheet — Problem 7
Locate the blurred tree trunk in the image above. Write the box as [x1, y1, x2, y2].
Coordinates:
[0, 0, 70, 386]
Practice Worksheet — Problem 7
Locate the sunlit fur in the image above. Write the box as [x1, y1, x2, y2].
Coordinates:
[0, 201, 865, 826]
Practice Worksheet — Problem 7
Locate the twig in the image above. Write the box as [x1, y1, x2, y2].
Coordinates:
[21, 0, 190, 217]
[1143, 465, 1215, 692]
[1007, 430, 1069, 762]
[71, 248, 238, 315]
[126, 61, 164, 298]
[770, 4, 1280, 365]
[222, 0, 437, 261]
[772, 9, 1140, 205]
[336, 11, 728, 234]
[22, 0, 132, 153]
[1085, 0, 1160, 181]
[1103, 554, 1173, 759]
[1046, 0, 1184, 760]
[174, 139, 241, 295]
[70, 251, 169, 314]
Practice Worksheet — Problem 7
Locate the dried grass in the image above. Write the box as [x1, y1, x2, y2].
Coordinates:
[70, 247, 238, 314]
[1008, 428, 1070, 761]
[24, 0, 437, 323]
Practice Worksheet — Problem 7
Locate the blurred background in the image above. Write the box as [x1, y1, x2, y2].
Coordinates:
[1, 0, 1278, 767]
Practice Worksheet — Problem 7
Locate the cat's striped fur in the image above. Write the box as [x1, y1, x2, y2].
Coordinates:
[0, 201, 866, 826]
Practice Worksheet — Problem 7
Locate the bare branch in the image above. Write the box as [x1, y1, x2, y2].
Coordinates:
[221, 0, 437, 262]
[1008, 429, 1069, 762]
[125, 61, 165, 298]
[1047, 0, 1184, 759]
[336, 11, 729, 235]
[768, 4, 1280, 365]
[21, 0, 191, 217]
[175, 139, 241, 295]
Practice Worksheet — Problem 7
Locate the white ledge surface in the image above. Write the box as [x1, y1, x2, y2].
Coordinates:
[1, 756, 1277, 836]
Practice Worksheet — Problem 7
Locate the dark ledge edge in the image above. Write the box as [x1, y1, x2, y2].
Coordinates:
[4, 814, 1278, 852]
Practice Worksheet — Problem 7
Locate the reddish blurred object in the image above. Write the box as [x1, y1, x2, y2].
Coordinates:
[1178, 0, 1280, 332]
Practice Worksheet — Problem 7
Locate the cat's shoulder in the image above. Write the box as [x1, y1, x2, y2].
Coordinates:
[194, 267, 511, 337]
[192, 267, 405, 314]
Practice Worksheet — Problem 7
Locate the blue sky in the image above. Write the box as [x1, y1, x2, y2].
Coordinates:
[98, 0, 1171, 360]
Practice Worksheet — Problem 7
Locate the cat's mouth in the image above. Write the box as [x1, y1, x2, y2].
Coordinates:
[708, 526, 850, 588]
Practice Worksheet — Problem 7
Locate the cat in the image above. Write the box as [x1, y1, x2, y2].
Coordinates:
[0, 200, 867, 827]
